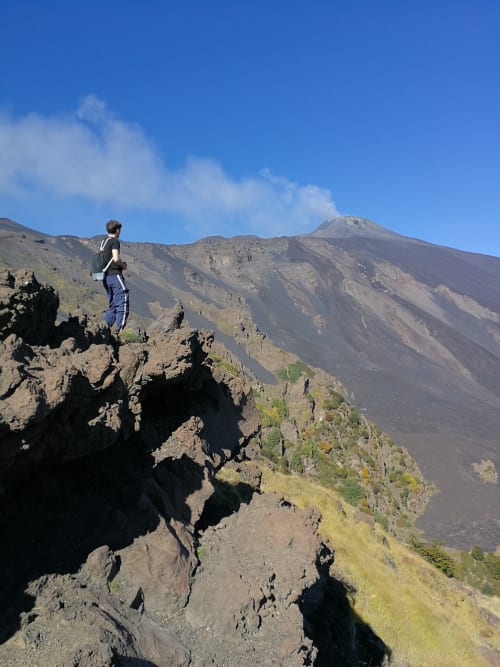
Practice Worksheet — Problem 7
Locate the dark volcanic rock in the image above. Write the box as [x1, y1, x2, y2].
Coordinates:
[0, 267, 254, 484]
[0, 269, 58, 345]
[15, 573, 190, 667]
[0, 270, 259, 665]
[146, 299, 184, 335]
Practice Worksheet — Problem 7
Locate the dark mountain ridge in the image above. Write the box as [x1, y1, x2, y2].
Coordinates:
[1, 216, 499, 549]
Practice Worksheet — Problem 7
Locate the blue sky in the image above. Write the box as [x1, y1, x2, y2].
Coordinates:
[1, 1, 499, 255]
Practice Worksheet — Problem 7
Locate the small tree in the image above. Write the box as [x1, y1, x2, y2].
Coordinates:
[471, 545, 485, 561]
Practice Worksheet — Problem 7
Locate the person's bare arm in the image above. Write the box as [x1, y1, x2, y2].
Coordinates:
[112, 248, 127, 270]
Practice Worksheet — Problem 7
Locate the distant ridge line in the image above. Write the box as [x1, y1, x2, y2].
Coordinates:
[306, 215, 426, 244]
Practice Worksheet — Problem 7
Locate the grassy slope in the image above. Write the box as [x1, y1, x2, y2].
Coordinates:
[227, 467, 500, 667]
[458, 549, 500, 597]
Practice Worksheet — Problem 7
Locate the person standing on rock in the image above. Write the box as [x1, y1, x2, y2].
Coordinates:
[102, 219, 129, 332]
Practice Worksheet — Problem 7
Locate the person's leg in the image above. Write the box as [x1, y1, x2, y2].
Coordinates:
[114, 274, 129, 332]
[103, 276, 117, 328]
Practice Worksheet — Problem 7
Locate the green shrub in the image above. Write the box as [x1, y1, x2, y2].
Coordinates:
[277, 367, 288, 382]
[375, 513, 389, 530]
[266, 426, 282, 449]
[327, 389, 345, 407]
[349, 409, 361, 426]
[323, 390, 345, 410]
[256, 404, 280, 428]
[298, 439, 315, 459]
[270, 397, 289, 419]
[316, 458, 343, 490]
[262, 427, 283, 462]
[118, 329, 141, 344]
[485, 553, 500, 580]
[288, 363, 303, 383]
[470, 545, 485, 561]
[340, 478, 365, 506]
[289, 449, 304, 473]
[410, 538, 457, 578]
[260, 412, 280, 428]
[209, 352, 240, 376]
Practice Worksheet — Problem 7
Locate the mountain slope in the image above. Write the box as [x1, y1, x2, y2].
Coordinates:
[1, 216, 499, 549]
[306, 215, 412, 242]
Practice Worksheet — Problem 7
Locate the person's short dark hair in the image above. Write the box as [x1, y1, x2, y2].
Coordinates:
[106, 219, 122, 234]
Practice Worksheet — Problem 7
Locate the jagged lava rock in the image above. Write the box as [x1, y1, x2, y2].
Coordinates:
[0, 269, 259, 665]
[185, 492, 334, 666]
[0, 269, 58, 345]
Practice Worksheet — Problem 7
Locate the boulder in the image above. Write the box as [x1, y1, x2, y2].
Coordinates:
[185, 492, 334, 666]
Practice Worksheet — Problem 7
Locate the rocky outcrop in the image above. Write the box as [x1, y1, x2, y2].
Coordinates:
[185, 493, 331, 666]
[13, 572, 190, 667]
[0, 269, 59, 345]
[0, 270, 253, 482]
[0, 269, 390, 666]
[0, 269, 259, 665]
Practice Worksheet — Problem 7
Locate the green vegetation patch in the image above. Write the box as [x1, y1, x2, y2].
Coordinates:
[208, 351, 241, 376]
[340, 478, 365, 506]
[257, 377, 431, 533]
[458, 547, 500, 596]
[118, 329, 142, 344]
[409, 537, 457, 578]
[277, 360, 315, 383]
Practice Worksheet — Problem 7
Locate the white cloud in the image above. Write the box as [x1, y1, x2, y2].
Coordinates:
[0, 95, 338, 237]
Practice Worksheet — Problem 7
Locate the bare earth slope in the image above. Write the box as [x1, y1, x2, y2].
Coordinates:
[1, 216, 499, 549]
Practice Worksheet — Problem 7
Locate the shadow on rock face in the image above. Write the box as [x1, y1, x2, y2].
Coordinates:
[183, 491, 393, 667]
[197, 477, 256, 532]
[0, 438, 205, 643]
[0, 365, 254, 654]
[300, 576, 391, 667]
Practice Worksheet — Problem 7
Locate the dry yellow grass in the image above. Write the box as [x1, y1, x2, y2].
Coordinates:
[255, 468, 500, 667]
